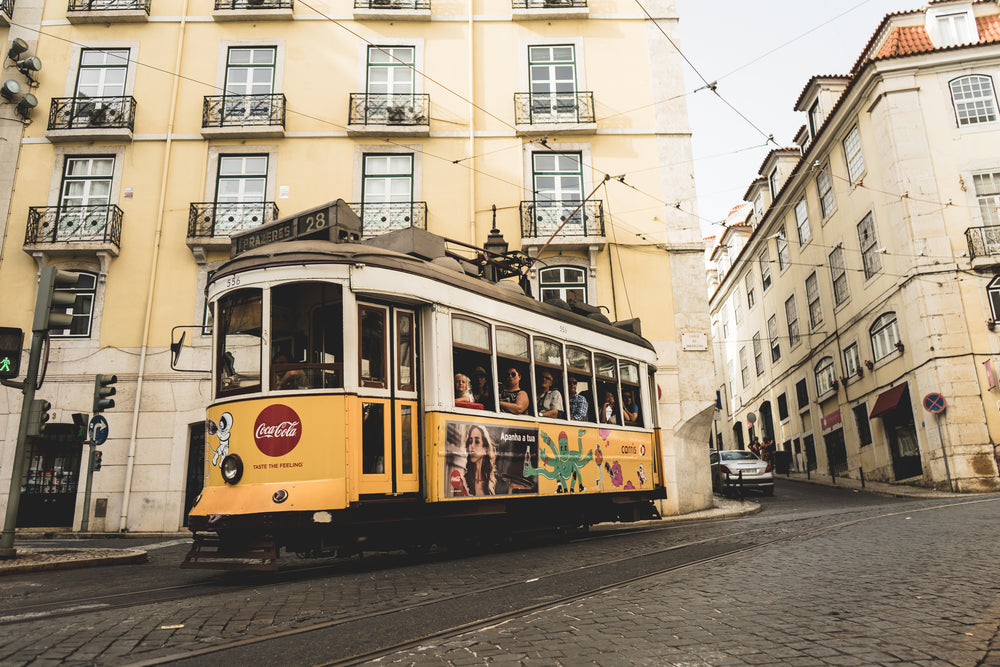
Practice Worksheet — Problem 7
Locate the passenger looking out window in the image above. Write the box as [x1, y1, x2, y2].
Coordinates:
[454, 373, 474, 403]
[272, 352, 305, 390]
[568, 376, 588, 421]
[601, 390, 619, 425]
[499, 367, 529, 414]
[471, 366, 492, 408]
[536, 370, 564, 418]
[622, 390, 640, 426]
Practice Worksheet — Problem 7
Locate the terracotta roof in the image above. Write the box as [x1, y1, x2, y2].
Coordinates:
[756, 147, 801, 177]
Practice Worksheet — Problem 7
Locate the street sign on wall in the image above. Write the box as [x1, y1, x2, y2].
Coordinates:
[922, 392, 946, 414]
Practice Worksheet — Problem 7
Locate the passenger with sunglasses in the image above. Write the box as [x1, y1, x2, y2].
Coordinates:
[499, 367, 529, 414]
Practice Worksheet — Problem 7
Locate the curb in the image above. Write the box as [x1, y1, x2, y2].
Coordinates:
[0, 549, 148, 576]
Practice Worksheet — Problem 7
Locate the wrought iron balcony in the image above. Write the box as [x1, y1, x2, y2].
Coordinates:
[0, 0, 14, 25]
[347, 202, 427, 237]
[25, 205, 123, 249]
[513, 0, 585, 6]
[202, 94, 286, 136]
[514, 92, 595, 126]
[354, 0, 429, 8]
[188, 202, 280, 239]
[46, 96, 136, 141]
[348, 94, 429, 130]
[213, 0, 292, 10]
[67, 0, 150, 21]
[967, 225, 1000, 262]
[520, 200, 604, 240]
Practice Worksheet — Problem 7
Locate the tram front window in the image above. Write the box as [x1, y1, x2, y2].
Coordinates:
[217, 289, 262, 397]
[270, 282, 344, 391]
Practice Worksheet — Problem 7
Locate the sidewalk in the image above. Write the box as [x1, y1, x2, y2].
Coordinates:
[779, 469, 967, 498]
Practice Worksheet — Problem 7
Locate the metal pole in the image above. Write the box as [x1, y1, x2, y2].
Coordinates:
[80, 442, 95, 532]
[860, 467, 866, 489]
[0, 331, 44, 559]
[935, 414, 955, 493]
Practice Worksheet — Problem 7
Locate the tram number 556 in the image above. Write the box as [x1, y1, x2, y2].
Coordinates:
[301, 212, 328, 233]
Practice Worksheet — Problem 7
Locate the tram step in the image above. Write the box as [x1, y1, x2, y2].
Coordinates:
[181, 533, 279, 571]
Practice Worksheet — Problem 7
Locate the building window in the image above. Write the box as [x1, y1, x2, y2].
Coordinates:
[213, 154, 267, 233]
[973, 171, 1000, 225]
[752, 332, 764, 376]
[808, 99, 822, 139]
[937, 12, 973, 47]
[367, 45, 415, 104]
[795, 378, 809, 410]
[768, 167, 780, 199]
[843, 342, 860, 378]
[50, 271, 98, 338]
[721, 304, 730, 339]
[767, 314, 780, 362]
[528, 44, 578, 122]
[539, 266, 586, 305]
[532, 152, 584, 233]
[362, 153, 414, 235]
[988, 276, 1000, 320]
[829, 245, 850, 305]
[727, 360, 736, 399]
[815, 357, 835, 396]
[805, 271, 822, 329]
[58, 156, 115, 240]
[785, 294, 800, 347]
[776, 225, 790, 271]
[777, 392, 788, 420]
[870, 312, 900, 362]
[794, 199, 811, 246]
[857, 212, 883, 279]
[745, 271, 756, 309]
[753, 194, 763, 223]
[950, 75, 998, 127]
[843, 125, 864, 184]
[817, 166, 836, 218]
[224, 47, 276, 122]
[739, 346, 749, 388]
[76, 48, 129, 99]
[853, 403, 873, 446]
[733, 294, 742, 325]
[759, 249, 772, 291]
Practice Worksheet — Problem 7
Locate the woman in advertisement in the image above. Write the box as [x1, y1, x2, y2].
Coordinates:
[463, 424, 497, 496]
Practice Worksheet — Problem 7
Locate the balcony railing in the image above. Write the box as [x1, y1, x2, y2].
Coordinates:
[354, 0, 429, 8]
[188, 202, 280, 238]
[520, 200, 604, 239]
[0, 0, 12, 21]
[514, 92, 595, 125]
[348, 94, 429, 127]
[67, 0, 150, 12]
[26, 205, 123, 248]
[47, 96, 136, 132]
[967, 226, 1000, 260]
[202, 94, 286, 130]
[347, 202, 427, 237]
[512, 0, 586, 7]
[214, 0, 292, 8]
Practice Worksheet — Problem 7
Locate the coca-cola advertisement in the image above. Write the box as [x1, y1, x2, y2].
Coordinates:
[254, 404, 302, 457]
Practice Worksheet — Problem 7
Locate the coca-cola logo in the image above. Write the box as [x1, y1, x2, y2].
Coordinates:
[254, 404, 302, 457]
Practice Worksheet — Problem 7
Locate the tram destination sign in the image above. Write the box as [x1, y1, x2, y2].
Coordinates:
[231, 199, 362, 257]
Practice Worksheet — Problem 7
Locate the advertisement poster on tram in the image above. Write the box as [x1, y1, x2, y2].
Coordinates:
[444, 420, 655, 499]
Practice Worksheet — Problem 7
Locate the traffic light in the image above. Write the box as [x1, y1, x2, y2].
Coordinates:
[26, 399, 51, 437]
[0, 327, 23, 380]
[92, 450, 102, 471]
[71, 413, 89, 440]
[93, 374, 117, 414]
[33, 266, 82, 333]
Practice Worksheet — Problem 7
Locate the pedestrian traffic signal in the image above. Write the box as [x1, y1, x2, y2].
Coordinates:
[93, 374, 117, 414]
[0, 327, 23, 380]
[33, 266, 82, 333]
[92, 450, 103, 471]
[26, 399, 51, 437]
[71, 413, 89, 440]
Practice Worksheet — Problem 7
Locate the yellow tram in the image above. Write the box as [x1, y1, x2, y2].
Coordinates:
[184, 202, 666, 569]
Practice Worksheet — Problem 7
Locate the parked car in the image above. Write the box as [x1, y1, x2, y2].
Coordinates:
[710, 449, 774, 496]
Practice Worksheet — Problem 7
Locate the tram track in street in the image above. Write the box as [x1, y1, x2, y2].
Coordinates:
[120, 496, 997, 667]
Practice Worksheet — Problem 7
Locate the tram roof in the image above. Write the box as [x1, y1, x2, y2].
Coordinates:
[211, 237, 655, 355]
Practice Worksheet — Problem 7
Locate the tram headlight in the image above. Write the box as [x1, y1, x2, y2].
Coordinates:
[221, 454, 244, 485]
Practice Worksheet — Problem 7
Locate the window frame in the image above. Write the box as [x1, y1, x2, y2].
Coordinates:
[752, 332, 764, 377]
[816, 165, 836, 219]
[815, 356, 835, 396]
[776, 225, 790, 271]
[805, 271, 822, 329]
[843, 342, 860, 378]
[857, 212, 883, 280]
[538, 265, 587, 305]
[767, 314, 780, 362]
[745, 270, 756, 310]
[785, 293, 800, 348]
[49, 271, 99, 338]
[794, 199, 811, 246]
[870, 312, 900, 362]
[843, 125, 865, 184]
[759, 249, 772, 291]
[829, 245, 850, 306]
[949, 74, 998, 127]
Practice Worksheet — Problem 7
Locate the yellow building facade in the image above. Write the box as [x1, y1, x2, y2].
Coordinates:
[709, 1, 1000, 493]
[0, 0, 713, 530]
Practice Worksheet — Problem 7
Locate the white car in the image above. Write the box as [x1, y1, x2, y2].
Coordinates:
[710, 449, 774, 496]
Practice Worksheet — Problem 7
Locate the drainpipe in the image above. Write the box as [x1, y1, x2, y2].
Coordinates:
[468, 0, 476, 244]
[119, 0, 189, 531]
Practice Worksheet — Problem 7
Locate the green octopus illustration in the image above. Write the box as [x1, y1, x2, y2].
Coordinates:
[524, 429, 593, 493]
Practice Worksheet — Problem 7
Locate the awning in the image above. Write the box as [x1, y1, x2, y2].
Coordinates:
[870, 382, 909, 419]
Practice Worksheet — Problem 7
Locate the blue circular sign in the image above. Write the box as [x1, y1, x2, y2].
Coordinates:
[88, 415, 109, 445]
[923, 393, 946, 414]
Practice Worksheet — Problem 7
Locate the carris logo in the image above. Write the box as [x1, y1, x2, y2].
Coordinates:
[254, 404, 302, 457]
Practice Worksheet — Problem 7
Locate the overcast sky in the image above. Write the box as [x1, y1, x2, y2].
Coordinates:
[674, 0, 919, 235]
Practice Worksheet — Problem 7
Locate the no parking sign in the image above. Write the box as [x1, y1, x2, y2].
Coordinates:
[922, 392, 946, 414]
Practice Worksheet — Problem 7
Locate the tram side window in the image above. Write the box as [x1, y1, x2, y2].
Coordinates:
[452, 316, 493, 410]
[216, 288, 263, 397]
[620, 361, 642, 427]
[533, 338, 565, 419]
[567, 346, 594, 422]
[596, 354, 620, 425]
[497, 328, 531, 415]
[359, 304, 388, 388]
[271, 282, 344, 391]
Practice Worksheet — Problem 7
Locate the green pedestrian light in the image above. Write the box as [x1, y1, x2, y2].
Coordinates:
[0, 327, 23, 380]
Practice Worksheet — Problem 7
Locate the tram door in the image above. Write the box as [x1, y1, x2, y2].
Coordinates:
[357, 303, 420, 496]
